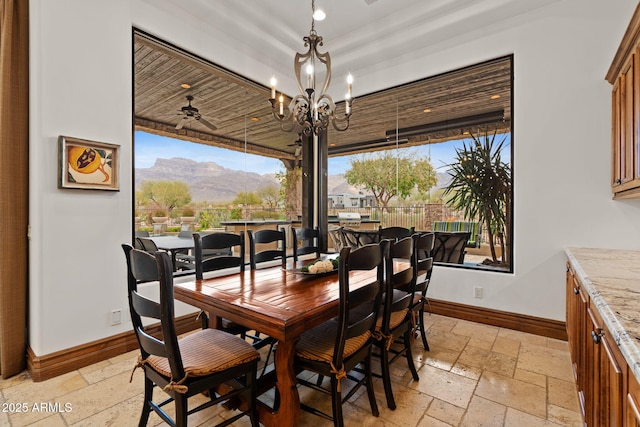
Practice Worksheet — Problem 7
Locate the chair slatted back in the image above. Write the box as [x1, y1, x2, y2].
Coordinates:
[381, 236, 417, 333]
[292, 227, 320, 262]
[415, 232, 435, 294]
[333, 243, 385, 368]
[122, 244, 185, 381]
[194, 232, 245, 279]
[248, 228, 286, 269]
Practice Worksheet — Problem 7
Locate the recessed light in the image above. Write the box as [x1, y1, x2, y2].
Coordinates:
[423, 108, 432, 113]
[490, 95, 500, 99]
[180, 83, 191, 89]
[251, 117, 259, 121]
[330, 143, 336, 147]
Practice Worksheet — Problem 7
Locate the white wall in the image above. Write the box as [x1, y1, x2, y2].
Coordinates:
[28, 0, 640, 356]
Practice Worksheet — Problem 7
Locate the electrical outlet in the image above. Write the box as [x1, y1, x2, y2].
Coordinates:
[111, 309, 122, 326]
[473, 286, 483, 299]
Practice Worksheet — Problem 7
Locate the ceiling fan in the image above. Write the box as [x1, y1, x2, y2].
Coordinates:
[175, 95, 217, 131]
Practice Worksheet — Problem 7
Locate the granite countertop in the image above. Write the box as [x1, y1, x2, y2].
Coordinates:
[565, 247, 640, 381]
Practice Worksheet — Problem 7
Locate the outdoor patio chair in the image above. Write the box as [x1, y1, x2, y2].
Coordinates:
[432, 231, 470, 264]
[378, 226, 415, 241]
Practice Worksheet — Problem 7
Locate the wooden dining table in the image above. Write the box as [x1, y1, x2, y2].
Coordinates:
[173, 261, 379, 427]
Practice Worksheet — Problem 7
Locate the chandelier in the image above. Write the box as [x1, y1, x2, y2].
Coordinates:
[269, 0, 353, 136]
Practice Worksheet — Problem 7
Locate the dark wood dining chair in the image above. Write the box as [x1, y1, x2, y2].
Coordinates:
[194, 232, 275, 374]
[295, 243, 386, 427]
[193, 232, 244, 279]
[374, 235, 420, 410]
[247, 228, 286, 270]
[432, 231, 471, 264]
[121, 244, 260, 427]
[292, 226, 320, 262]
[412, 232, 435, 350]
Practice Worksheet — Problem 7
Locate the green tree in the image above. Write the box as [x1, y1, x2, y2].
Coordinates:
[233, 191, 261, 206]
[344, 150, 437, 209]
[137, 180, 192, 213]
[443, 128, 511, 265]
[257, 184, 280, 208]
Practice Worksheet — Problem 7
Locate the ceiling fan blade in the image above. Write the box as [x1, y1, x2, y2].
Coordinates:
[197, 117, 217, 131]
[175, 117, 188, 130]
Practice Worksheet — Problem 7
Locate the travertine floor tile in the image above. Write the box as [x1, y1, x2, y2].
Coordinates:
[492, 335, 521, 357]
[547, 403, 583, 427]
[417, 415, 454, 426]
[517, 342, 574, 382]
[513, 368, 547, 388]
[498, 328, 548, 347]
[427, 398, 466, 425]
[459, 395, 506, 426]
[412, 364, 476, 409]
[505, 407, 563, 426]
[548, 377, 580, 412]
[451, 320, 499, 343]
[475, 371, 547, 418]
[456, 344, 517, 377]
[427, 328, 469, 353]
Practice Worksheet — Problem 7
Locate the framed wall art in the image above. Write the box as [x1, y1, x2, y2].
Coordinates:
[58, 136, 120, 191]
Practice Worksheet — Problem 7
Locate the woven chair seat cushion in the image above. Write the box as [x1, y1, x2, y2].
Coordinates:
[147, 328, 259, 378]
[296, 321, 371, 363]
[375, 308, 409, 332]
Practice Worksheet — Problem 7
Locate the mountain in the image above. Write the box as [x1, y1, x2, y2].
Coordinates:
[135, 158, 452, 203]
[135, 158, 280, 202]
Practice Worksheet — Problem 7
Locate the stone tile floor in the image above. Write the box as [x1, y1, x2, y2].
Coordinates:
[0, 314, 582, 426]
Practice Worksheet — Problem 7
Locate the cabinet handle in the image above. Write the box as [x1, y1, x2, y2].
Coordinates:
[615, 178, 622, 185]
[573, 287, 579, 294]
[591, 330, 603, 344]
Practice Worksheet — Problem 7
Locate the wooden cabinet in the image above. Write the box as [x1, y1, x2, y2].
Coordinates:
[567, 263, 626, 426]
[567, 265, 589, 417]
[586, 304, 625, 426]
[607, 3, 640, 199]
[627, 374, 640, 426]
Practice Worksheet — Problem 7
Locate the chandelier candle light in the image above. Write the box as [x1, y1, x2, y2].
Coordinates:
[269, 0, 353, 136]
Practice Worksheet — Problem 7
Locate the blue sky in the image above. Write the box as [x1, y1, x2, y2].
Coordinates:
[135, 130, 509, 175]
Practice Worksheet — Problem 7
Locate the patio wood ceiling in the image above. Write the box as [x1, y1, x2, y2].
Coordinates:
[134, 32, 511, 162]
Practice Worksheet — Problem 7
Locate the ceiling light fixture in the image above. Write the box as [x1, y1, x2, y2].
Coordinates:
[269, 0, 353, 136]
[180, 83, 191, 89]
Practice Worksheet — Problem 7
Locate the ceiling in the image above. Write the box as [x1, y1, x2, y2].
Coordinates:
[133, 0, 549, 161]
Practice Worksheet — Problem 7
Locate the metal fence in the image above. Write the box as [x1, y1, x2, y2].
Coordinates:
[136, 204, 492, 244]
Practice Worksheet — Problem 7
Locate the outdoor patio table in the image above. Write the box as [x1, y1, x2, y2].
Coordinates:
[173, 261, 381, 427]
[150, 235, 194, 270]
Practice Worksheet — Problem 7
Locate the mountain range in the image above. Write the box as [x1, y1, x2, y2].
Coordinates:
[135, 157, 450, 203]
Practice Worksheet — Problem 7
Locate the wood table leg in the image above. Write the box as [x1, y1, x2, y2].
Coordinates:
[257, 339, 300, 427]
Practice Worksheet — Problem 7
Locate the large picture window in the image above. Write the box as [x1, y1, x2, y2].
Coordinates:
[133, 29, 513, 272]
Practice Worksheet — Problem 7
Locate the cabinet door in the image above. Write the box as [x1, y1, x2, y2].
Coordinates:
[567, 265, 588, 418]
[627, 374, 640, 426]
[612, 47, 640, 197]
[587, 306, 624, 427]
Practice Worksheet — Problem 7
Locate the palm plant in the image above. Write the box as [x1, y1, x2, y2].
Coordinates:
[443, 127, 511, 265]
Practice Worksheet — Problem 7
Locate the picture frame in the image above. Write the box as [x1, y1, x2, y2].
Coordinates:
[58, 136, 120, 191]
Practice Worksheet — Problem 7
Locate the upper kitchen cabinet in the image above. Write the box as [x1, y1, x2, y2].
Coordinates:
[607, 3, 640, 199]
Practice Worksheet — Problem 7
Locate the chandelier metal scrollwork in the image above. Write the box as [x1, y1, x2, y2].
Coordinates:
[269, 0, 353, 136]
